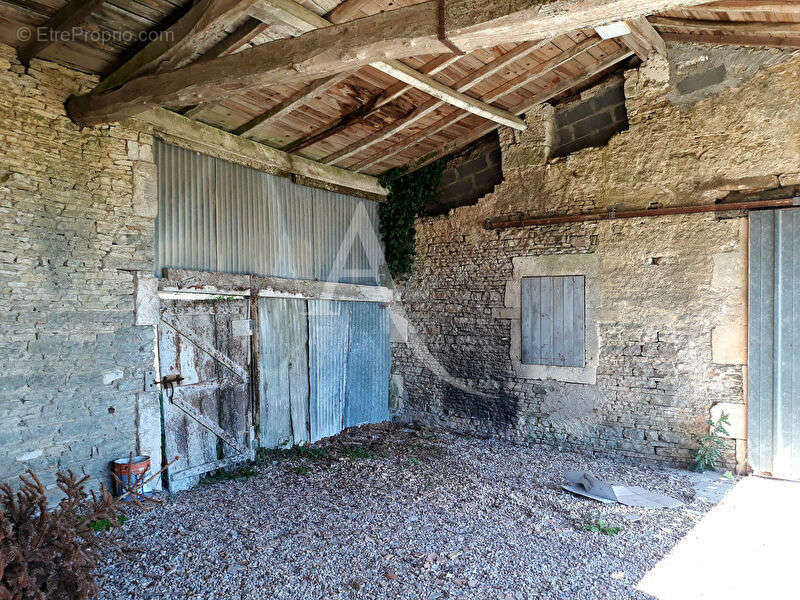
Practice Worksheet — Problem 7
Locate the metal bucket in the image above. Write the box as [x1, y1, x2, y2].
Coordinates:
[112, 455, 152, 501]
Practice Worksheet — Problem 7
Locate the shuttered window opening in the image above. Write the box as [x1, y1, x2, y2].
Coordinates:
[521, 275, 585, 367]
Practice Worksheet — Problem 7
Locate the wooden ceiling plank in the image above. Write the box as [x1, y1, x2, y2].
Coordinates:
[67, 0, 718, 125]
[16, 0, 103, 66]
[182, 19, 271, 119]
[281, 53, 462, 153]
[360, 49, 634, 172]
[253, 0, 527, 128]
[325, 0, 373, 23]
[233, 72, 351, 137]
[93, 0, 258, 94]
[321, 38, 565, 165]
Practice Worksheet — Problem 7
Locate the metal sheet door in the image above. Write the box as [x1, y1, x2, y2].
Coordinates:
[158, 297, 252, 491]
[308, 300, 352, 442]
[257, 297, 310, 448]
[344, 302, 390, 428]
[749, 209, 800, 479]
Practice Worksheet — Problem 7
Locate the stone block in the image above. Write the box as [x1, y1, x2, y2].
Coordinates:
[711, 402, 746, 440]
[712, 324, 746, 365]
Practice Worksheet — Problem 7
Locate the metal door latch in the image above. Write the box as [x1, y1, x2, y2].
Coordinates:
[154, 374, 184, 400]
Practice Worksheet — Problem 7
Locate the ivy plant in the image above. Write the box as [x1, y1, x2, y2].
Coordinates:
[378, 160, 446, 279]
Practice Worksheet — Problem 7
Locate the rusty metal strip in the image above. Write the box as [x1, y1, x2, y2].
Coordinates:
[168, 393, 249, 455]
[160, 315, 249, 381]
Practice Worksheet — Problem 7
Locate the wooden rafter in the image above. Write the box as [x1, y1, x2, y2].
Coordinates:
[659, 30, 800, 47]
[17, 0, 102, 66]
[182, 19, 271, 119]
[330, 36, 604, 168]
[650, 15, 800, 35]
[621, 17, 667, 59]
[282, 53, 462, 153]
[66, 0, 718, 125]
[93, 0, 259, 94]
[693, 0, 800, 14]
[233, 72, 351, 137]
[326, 0, 373, 23]
[251, 0, 526, 129]
[395, 50, 635, 175]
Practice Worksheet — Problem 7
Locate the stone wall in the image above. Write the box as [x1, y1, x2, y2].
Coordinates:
[431, 133, 503, 217]
[550, 73, 628, 158]
[0, 43, 160, 497]
[392, 45, 800, 470]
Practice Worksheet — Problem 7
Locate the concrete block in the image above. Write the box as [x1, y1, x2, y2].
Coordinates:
[676, 65, 726, 95]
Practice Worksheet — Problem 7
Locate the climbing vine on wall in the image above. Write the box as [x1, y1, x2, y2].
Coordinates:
[378, 159, 446, 279]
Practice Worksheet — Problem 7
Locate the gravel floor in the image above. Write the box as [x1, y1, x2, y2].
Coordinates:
[96, 424, 728, 600]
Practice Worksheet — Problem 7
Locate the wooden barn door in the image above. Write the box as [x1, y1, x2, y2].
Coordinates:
[158, 297, 253, 491]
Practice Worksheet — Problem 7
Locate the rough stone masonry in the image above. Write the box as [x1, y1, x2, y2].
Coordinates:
[392, 44, 800, 471]
[0, 43, 160, 497]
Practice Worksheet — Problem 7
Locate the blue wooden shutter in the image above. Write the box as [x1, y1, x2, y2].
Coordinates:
[521, 276, 585, 367]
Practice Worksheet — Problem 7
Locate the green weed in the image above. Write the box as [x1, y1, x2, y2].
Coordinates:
[693, 412, 730, 472]
[88, 514, 128, 532]
[581, 516, 622, 536]
[200, 464, 258, 485]
[345, 447, 373, 460]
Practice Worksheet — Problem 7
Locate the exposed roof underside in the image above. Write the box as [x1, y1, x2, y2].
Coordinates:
[2, 0, 798, 177]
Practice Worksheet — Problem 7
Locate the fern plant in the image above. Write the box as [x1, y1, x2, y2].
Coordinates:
[693, 411, 730, 472]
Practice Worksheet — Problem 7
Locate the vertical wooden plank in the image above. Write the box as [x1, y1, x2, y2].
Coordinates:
[540, 277, 554, 364]
[552, 276, 566, 366]
[562, 276, 575, 367]
[573, 275, 586, 368]
[520, 277, 539, 364]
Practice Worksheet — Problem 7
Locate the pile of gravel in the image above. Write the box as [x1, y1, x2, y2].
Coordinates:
[96, 424, 724, 600]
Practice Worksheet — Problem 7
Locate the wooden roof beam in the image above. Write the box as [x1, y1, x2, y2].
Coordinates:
[132, 108, 387, 198]
[17, 0, 103, 66]
[650, 15, 800, 35]
[392, 50, 635, 176]
[333, 36, 604, 169]
[93, 0, 259, 94]
[182, 19, 271, 119]
[66, 0, 718, 125]
[325, 0, 373, 23]
[284, 39, 551, 155]
[621, 17, 667, 59]
[692, 1, 800, 15]
[251, 0, 526, 129]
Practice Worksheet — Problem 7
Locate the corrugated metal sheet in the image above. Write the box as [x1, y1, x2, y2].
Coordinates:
[521, 276, 585, 367]
[344, 302, 390, 427]
[155, 141, 382, 283]
[308, 300, 351, 442]
[749, 208, 800, 480]
[257, 297, 309, 448]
